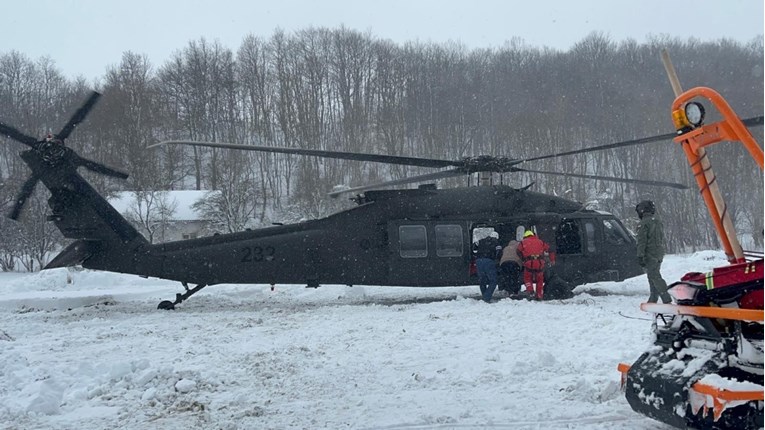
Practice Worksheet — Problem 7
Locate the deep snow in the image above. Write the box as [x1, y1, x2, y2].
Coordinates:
[0, 251, 736, 429]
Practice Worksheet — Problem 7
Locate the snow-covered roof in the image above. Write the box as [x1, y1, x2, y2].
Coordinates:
[108, 190, 219, 221]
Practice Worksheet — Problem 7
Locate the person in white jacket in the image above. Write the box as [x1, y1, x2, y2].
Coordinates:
[499, 239, 522, 294]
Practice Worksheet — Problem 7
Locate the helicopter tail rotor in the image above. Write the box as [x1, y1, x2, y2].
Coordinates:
[1, 91, 128, 220]
[55, 91, 101, 141]
[0, 123, 39, 148]
[8, 174, 41, 220]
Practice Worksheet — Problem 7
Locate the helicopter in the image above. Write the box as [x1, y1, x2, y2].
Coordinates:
[1, 91, 759, 309]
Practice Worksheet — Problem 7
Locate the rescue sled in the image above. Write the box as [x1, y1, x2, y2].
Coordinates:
[618, 78, 764, 429]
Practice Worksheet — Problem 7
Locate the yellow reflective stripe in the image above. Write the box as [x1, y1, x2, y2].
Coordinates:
[705, 272, 714, 290]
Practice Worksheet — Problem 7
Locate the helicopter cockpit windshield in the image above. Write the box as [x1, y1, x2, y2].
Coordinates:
[601, 218, 632, 245]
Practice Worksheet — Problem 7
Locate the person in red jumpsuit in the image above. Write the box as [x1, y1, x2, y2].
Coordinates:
[516, 230, 555, 300]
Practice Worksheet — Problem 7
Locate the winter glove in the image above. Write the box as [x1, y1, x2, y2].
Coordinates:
[637, 256, 646, 267]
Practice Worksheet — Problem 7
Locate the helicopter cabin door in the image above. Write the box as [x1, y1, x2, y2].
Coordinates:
[387, 221, 470, 286]
[555, 215, 634, 284]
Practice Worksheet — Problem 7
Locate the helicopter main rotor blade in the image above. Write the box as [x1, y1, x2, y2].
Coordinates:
[741, 116, 765, 128]
[153, 115, 761, 195]
[151, 140, 460, 169]
[514, 167, 688, 189]
[520, 115, 764, 164]
[0, 123, 39, 148]
[9, 174, 40, 220]
[328, 168, 466, 198]
[56, 91, 101, 140]
[521, 132, 677, 163]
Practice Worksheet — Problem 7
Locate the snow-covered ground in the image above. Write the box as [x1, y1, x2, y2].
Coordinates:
[0, 251, 733, 429]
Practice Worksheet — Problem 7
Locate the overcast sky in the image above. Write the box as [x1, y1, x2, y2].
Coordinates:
[3, 0, 763, 81]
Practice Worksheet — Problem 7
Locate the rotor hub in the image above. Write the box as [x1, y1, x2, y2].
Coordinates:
[38, 139, 68, 165]
[460, 156, 519, 173]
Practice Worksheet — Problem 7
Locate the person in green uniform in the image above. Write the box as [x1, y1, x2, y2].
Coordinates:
[635, 200, 671, 303]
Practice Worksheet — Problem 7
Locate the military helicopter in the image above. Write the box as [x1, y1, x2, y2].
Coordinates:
[1, 91, 758, 309]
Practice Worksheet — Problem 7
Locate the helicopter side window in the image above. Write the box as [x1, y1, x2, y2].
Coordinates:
[435, 224, 463, 257]
[399, 225, 427, 258]
[602, 218, 631, 245]
[515, 226, 526, 241]
[585, 222, 597, 253]
[556, 220, 582, 254]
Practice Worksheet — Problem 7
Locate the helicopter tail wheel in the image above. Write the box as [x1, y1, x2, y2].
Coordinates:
[157, 283, 208, 310]
[1, 91, 129, 220]
[157, 300, 175, 310]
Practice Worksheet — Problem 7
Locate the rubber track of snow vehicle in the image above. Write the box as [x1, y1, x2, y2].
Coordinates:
[620, 297, 764, 429]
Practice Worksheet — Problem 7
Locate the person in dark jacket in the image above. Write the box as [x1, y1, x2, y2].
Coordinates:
[516, 230, 555, 300]
[472, 231, 502, 302]
[636, 200, 671, 303]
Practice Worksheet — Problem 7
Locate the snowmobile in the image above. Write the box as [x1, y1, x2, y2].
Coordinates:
[618, 84, 764, 429]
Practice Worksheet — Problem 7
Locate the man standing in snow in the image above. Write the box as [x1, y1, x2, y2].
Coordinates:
[472, 231, 502, 302]
[635, 200, 671, 303]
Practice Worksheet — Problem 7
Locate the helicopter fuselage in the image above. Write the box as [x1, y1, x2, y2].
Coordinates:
[75, 185, 642, 291]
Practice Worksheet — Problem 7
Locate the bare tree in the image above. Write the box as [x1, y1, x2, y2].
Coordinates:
[238, 35, 279, 221]
[123, 191, 178, 243]
[157, 39, 239, 191]
[191, 187, 256, 234]
[94, 52, 163, 189]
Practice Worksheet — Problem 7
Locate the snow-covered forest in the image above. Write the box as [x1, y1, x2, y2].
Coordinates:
[1, 28, 763, 270]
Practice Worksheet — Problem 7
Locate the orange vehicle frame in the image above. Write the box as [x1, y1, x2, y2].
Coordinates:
[671, 87, 764, 264]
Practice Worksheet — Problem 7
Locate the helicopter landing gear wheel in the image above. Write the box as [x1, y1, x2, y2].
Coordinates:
[157, 300, 175, 310]
[157, 282, 208, 310]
